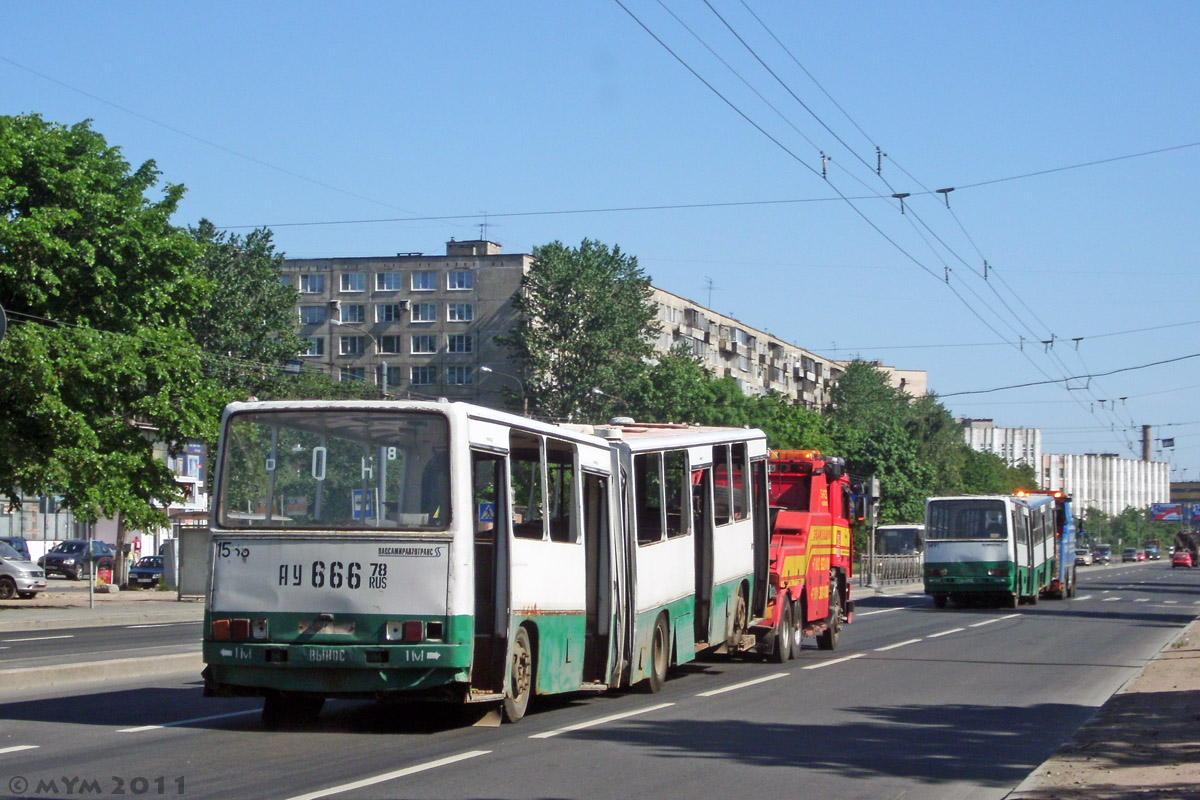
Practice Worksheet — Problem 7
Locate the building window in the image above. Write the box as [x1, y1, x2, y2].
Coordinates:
[339, 336, 365, 356]
[376, 303, 406, 323]
[299, 274, 325, 294]
[340, 273, 366, 292]
[340, 366, 365, 383]
[279, 274, 290, 287]
[447, 333, 474, 354]
[379, 335, 401, 354]
[301, 337, 324, 356]
[340, 304, 365, 324]
[411, 302, 437, 323]
[411, 271, 437, 291]
[445, 366, 473, 386]
[376, 272, 403, 291]
[447, 271, 474, 291]
[447, 302, 474, 322]
[410, 366, 437, 386]
[298, 305, 326, 325]
[411, 334, 437, 354]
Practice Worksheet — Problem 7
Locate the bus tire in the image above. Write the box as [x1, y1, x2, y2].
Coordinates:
[262, 694, 324, 729]
[1027, 587, 1039, 605]
[770, 602, 793, 663]
[932, 594, 947, 609]
[645, 615, 670, 693]
[502, 626, 534, 723]
[1004, 592, 1018, 609]
[817, 589, 841, 651]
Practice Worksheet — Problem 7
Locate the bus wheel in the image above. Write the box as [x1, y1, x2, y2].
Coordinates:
[502, 627, 534, 723]
[1004, 593, 1018, 609]
[1027, 589, 1039, 606]
[817, 590, 841, 651]
[645, 615, 670, 693]
[933, 594, 947, 609]
[770, 602, 793, 663]
[262, 695, 324, 729]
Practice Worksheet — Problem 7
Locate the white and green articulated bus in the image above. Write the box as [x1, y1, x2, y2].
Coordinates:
[923, 494, 1057, 609]
[202, 400, 769, 726]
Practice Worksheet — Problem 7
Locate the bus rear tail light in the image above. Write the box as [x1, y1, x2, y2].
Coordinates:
[926, 568, 947, 577]
[212, 619, 231, 641]
[252, 620, 269, 640]
[988, 566, 1009, 577]
[386, 620, 425, 642]
[211, 618, 268, 641]
[232, 619, 251, 639]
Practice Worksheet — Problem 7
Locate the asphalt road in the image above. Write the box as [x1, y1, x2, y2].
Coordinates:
[0, 561, 1196, 800]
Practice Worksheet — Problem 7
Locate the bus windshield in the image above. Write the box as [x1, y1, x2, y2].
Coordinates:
[927, 499, 1007, 540]
[217, 409, 450, 531]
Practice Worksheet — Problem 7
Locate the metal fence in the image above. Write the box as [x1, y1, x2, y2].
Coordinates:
[857, 553, 924, 586]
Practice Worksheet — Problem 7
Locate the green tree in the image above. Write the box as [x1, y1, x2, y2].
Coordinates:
[0, 114, 217, 533]
[187, 219, 305, 396]
[501, 239, 659, 420]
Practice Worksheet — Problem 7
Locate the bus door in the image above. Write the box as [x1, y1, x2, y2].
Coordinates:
[750, 457, 770, 619]
[582, 470, 614, 683]
[470, 449, 509, 693]
[691, 462, 714, 644]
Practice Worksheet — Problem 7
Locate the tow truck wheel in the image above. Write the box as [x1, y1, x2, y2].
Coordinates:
[770, 602, 793, 663]
[817, 589, 841, 651]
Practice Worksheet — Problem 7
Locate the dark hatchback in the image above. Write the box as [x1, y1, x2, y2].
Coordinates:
[128, 555, 164, 588]
[38, 539, 115, 580]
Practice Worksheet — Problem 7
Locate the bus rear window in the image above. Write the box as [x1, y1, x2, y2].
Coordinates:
[217, 410, 450, 531]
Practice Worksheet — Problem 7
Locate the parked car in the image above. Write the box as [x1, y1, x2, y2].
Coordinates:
[0, 540, 47, 600]
[37, 539, 115, 580]
[1136, 551, 1146, 561]
[1075, 548, 1093, 566]
[1122, 547, 1138, 562]
[0, 536, 31, 561]
[128, 555, 164, 588]
[1172, 550, 1194, 569]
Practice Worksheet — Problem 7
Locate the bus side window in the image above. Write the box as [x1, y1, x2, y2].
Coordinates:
[510, 431, 546, 541]
[635, 452, 665, 546]
[731, 443, 748, 521]
[546, 437, 576, 543]
[665, 449, 689, 538]
[713, 445, 732, 526]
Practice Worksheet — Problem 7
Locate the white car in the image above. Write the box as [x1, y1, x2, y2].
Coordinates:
[1075, 548, 1093, 566]
[0, 540, 47, 600]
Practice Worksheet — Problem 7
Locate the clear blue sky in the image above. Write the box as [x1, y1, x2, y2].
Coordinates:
[4, 2, 1199, 483]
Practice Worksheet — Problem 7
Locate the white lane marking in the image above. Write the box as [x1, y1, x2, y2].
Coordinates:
[1101, 597, 1121, 602]
[875, 638, 922, 652]
[0, 745, 39, 755]
[529, 702, 674, 739]
[695, 673, 787, 698]
[117, 709, 259, 733]
[283, 750, 492, 800]
[854, 607, 905, 617]
[0, 634, 74, 643]
[1134, 598, 1150, 603]
[999, 613, 1020, 620]
[1075, 595, 1093, 601]
[124, 622, 201, 629]
[1164, 600, 1179, 604]
[968, 619, 1000, 628]
[802, 653, 865, 670]
[927, 627, 965, 639]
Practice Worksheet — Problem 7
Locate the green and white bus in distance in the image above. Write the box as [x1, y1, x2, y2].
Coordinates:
[202, 400, 768, 726]
[924, 494, 1056, 609]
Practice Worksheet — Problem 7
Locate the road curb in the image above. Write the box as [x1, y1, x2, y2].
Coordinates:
[0, 652, 203, 691]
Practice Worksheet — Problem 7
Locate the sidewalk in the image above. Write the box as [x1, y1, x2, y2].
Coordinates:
[0, 585, 203, 633]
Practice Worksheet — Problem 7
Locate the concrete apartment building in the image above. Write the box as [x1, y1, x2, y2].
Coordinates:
[282, 239, 923, 413]
[959, 418, 1043, 470]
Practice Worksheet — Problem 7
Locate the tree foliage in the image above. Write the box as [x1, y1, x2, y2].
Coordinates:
[0, 114, 217, 527]
[501, 239, 659, 420]
[188, 219, 306, 397]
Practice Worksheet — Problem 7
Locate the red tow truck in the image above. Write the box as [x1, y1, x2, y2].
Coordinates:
[752, 450, 855, 661]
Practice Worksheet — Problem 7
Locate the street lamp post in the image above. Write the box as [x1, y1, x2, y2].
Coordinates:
[331, 319, 387, 398]
[480, 366, 527, 416]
